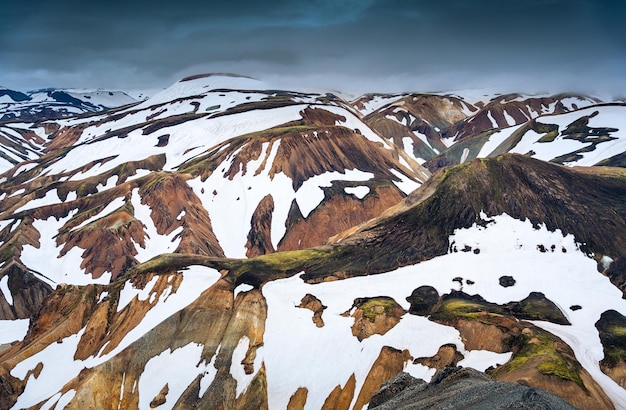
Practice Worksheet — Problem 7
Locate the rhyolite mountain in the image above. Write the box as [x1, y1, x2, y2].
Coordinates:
[0, 73, 625, 409]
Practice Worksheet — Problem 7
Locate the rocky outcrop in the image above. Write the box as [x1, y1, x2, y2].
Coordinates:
[369, 367, 578, 410]
[0, 263, 53, 320]
[246, 194, 275, 257]
[297, 293, 326, 327]
[414, 344, 464, 370]
[596, 310, 626, 389]
[347, 297, 406, 341]
[278, 184, 405, 252]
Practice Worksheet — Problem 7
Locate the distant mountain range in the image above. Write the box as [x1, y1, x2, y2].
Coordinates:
[0, 86, 136, 121]
[0, 73, 625, 409]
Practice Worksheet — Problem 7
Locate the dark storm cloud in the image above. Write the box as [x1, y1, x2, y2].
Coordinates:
[1, 0, 624, 94]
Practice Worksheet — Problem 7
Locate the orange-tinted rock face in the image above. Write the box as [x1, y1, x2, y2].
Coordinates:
[138, 173, 224, 257]
[278, 185, 405, 252]
[353, 346, 413, 410]
[58, 208, 145, 279]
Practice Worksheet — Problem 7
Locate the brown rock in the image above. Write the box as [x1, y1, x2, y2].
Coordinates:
[349, 297, 406, 341]
[414, 344, 464, 370]
[353, 346, 412, 410]
[150, 384, 168, 408]
[297, 293, 327, 327]
[321, 373, 356, 410]
[246, 194, 276, 257]
[287, 387, 308, 410]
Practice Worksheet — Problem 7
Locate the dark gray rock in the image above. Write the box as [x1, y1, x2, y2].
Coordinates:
[499, 275, 516, 287]
[406, 286, 439, 316]
[369, 367, 577, 410]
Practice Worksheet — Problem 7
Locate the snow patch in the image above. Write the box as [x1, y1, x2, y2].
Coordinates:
[458, 350, 513, 372]
[138, 343, 205, 410]
[0, 275, 12, 305]
[0, 319, 29, 343]
[116, 275, 160, 312]
[344, 186, 370, 199]
[390, 169, 421, 194]
[234, 284, 253, 299]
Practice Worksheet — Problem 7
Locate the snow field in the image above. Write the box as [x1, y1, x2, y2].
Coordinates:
[42, 103, 309, 179]
[258, 213, 626, 409]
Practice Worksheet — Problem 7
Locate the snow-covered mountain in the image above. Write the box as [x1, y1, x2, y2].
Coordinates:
[0, 87, 136, 122]
[0, 74, 625, 409]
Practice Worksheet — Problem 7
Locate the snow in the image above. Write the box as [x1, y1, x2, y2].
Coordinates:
[43, 104, 308, 178]
[198, 348, 219, 398]
[258, 213, 626, 409]
[344, 186, 370, 199]
[457, 350, 512, 372]
[389, 169, 421, 194]
[295, 170, 374, 218]
[352, 95, 399, 116]
[189, 140, 374, 257]
[503, 110, 516, 126]
[234, 284, 253, 299]
[0, 319, 29, 343]
[20, 213, 107, 287]
[476, 124, 525, 158]
[322, 105, 390, 146]
[459, 147, 470, 164]
[55, 390, 76, 410]
[509, 129, 581, 160]
[98, 291, 109, 303]
[410, 130, 430, 148]
[0, 275, 12, 305]
[262, 274, 463, 410]
[506, 105, 626, 165]
[533, 320, 626, 409]
[135, 75, 268, 108]
[130, 188, 183, 261]
[70, 197, 126, 232]
[138, 342, 206, 410]
[230, 336, 264, 397]
[387, 113, 408, 126]
[8, 188, 25, 198]
[559, 96, 595, 111]
[440, 136, 457, 148]
[10, 266, 221, 409]
[39, 389, 76, 410]
[116, 275, 160, 312]
[13, 162, 38, 175]
[486, 110, 498, 128]
[13, 189, 60, 213]
[64, 90, 135, 108]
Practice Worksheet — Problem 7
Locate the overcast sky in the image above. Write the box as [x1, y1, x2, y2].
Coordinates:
[1, 0, 625, 95]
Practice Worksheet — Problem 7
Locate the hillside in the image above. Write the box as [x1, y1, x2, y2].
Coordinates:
[0, 75, 625, 409]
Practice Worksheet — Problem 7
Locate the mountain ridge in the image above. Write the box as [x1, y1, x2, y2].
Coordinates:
[0, 75, 625, 409]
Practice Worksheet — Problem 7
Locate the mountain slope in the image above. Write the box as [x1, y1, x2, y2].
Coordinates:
[1, 154, 625, 409]
[0, 77, 625, 410]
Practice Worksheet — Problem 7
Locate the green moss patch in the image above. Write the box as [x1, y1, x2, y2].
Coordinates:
[353, 296, 404, 322]
[502, 330, 585, 389]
